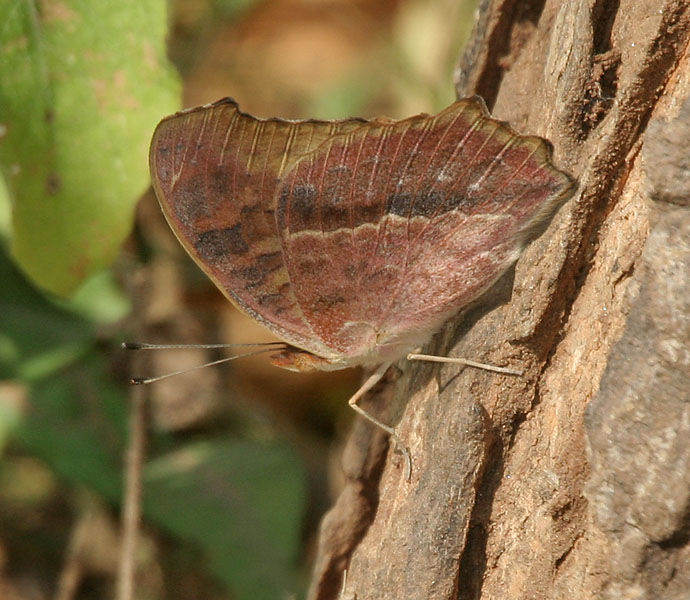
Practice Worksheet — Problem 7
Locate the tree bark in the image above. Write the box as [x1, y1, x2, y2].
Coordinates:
[308, 1, 690, 599]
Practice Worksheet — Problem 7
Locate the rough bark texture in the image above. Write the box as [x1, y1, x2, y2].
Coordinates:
[308, 2, 690, 599]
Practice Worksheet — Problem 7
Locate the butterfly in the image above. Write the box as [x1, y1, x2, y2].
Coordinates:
[148, 96, 576, 474]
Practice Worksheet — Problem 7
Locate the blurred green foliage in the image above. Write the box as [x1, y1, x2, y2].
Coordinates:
[145, 439, 306, 598]
[0, 241, 306, 599]
[0, 2, 306, 598]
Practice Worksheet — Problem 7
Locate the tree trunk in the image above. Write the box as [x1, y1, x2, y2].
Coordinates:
[307, 1, 690, 599]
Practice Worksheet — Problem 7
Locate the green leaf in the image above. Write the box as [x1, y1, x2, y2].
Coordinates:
[14, 352, 127, 501]
[145, 438, 306, 600]
[0, 0, 180, 297]
[0, 244, 93, 381]
[57, 268, 131, 324]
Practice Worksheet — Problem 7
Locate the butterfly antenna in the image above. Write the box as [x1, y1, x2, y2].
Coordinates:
[124, 344, 286, 385]
[122, 341, 285, 351]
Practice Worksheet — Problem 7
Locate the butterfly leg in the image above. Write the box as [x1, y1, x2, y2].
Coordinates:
[406, 352, 523, 375]
[347, 362, 412, 479]
[339, 569, 356, 600]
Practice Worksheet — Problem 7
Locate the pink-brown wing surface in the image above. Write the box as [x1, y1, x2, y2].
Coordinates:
[273, 98, 575, 365]
[150, 98, 367, 361]
[150, 97, 576, 369]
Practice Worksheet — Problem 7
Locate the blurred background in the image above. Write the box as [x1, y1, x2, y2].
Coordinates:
[0, 0, 476, 598]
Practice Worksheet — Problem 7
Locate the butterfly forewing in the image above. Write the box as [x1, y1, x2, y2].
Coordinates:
[150, 98, 367, 359]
